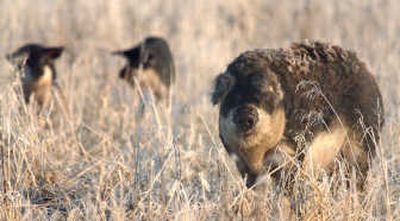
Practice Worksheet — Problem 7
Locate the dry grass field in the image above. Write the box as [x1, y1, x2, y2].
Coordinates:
[0, 0, 399, 220]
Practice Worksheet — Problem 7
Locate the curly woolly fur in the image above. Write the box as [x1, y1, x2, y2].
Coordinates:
[213, 41, 384, 187]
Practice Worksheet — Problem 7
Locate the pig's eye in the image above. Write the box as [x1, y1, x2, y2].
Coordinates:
[250, 74, 269, 91]
[26, 58, 33, 65]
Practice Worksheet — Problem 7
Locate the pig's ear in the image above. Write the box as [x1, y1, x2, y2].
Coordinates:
[211, 72, 235, 105]
[5, 52, 29, 67]
[43, 47, 64, 60]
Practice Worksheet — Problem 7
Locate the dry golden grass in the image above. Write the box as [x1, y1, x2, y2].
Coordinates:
[0, 0, 399, 220]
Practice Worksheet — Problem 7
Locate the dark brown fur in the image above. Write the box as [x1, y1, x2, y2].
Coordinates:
[6, 44, 64, 110]
[212, 41, 384, 188]
[114, 36, 175, 101]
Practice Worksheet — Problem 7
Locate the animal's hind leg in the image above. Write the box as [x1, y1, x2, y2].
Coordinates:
[341, 134, 372, 189]
[302, 122, 348, 177]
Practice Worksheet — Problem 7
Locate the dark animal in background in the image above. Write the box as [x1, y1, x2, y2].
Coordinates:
[113, 36, 175, 101]
[6, 44, 64, 110]
[211, 41, 384, 188]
